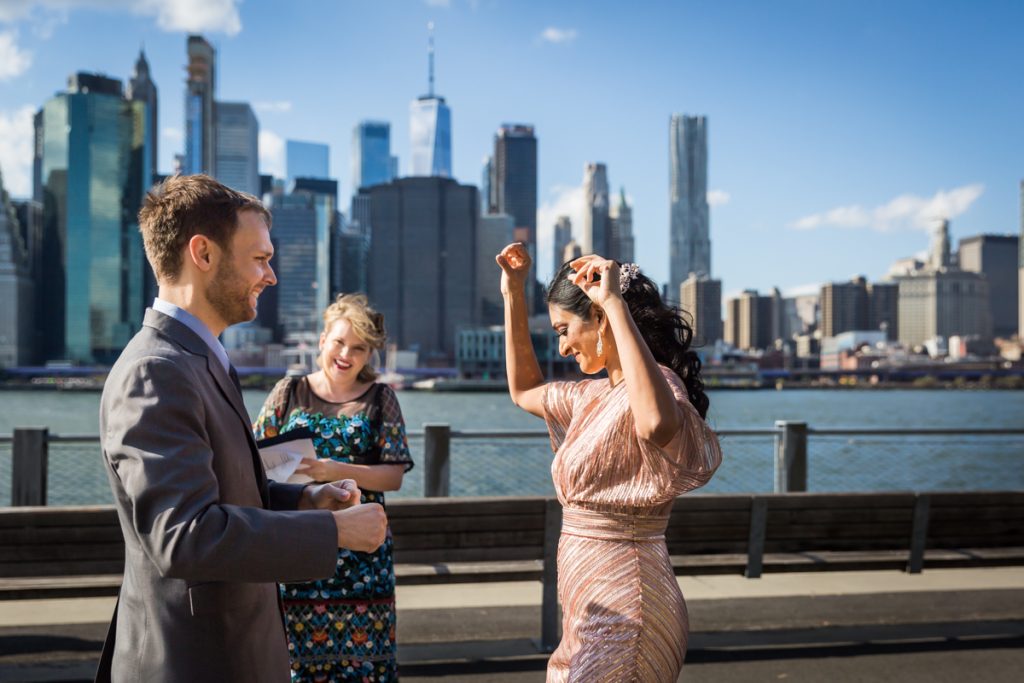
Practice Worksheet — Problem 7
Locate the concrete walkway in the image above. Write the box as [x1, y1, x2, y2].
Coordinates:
[2, 567, 1023, 681]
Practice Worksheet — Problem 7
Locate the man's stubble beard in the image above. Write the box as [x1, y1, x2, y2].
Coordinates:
[208, 256, 256, 328]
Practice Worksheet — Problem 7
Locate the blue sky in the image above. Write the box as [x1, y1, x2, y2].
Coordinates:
[1, 0, 1021, 297]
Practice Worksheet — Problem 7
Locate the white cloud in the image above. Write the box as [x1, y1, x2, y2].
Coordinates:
[259, 129, 285, 179]
[0, 31, 32, 80]
[790, 184, 984, 232]
[707, 189, 730, 207]
[536, 184, 586, 281]
[540, 27, 577, 44]
[161, 127, 183, 142]
[0, 106, 36, 198]
[1, 1, 242, 36]
[254, 100, 293, 114]
[144, 0, 241, 36]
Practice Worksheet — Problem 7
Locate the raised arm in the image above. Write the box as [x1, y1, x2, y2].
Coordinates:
[496, 243, 546, 418]
[570, 255, 682, 446]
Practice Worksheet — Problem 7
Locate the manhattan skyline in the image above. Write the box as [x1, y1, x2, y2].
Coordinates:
[0, 0, 1021, 298]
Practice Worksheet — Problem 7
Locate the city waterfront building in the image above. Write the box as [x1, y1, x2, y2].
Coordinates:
[214, 102, 259, 196]
[478, 214, 515, 326]
[34, 72, 151, 363]
[958, 233, 1019, 338]
[351, 121, 396, 193]
[362, 177, 477, 362]
[610, 188, 635, 264]
[553, 216, 572, 274]
[286, 140, 329, 184]
[126, 48, 158, 183]
[409, 25, 452, 178]
[0, 170, 34, 366]
[680, 274, 722, 347]
[581, 163, 610, 256]
[184, 35, 216, 175]
[669, 114, 710, 295]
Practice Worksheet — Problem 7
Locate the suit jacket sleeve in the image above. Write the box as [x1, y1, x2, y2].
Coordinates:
[102, 356, 338, 583]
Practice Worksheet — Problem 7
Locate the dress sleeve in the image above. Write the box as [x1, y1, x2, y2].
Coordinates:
[252, 377, 294, 440]
[375, 385, 414, 472]
[636, 366, 722, 497]
[542, 380, 583, 453]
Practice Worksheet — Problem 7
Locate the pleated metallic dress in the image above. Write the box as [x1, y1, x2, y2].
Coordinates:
[542, 365, 723, 682]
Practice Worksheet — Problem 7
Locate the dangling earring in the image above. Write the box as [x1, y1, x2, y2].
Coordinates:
[596, 331, 604, 357]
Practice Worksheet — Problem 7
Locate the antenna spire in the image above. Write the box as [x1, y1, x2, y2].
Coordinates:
[427, 21, 435, 97]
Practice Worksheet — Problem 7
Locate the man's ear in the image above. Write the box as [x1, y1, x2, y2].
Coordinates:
[187, 235, 218, 273]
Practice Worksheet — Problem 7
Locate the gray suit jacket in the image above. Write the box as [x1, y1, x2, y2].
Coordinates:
[98, 309, 337, 682]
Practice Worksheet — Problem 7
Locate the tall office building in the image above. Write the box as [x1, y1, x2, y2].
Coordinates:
[669, 114, 710, 295]
[478, 214, 515, 326]
[409, 24, 452, 178]
[820, 277, 869, 337]
[481, 156, 493, 214]
[897, 270, 991, 348]
[362, 177, 477, 361]
[184, 35, 216, 175]
[351, 121, 396, 193]
[126, 48, 158, 183]
[959, 234, 1020, 338]
[286, 140, 329, 184]
[553, 216, 572, 275]
[867, 282, 899, 340]
[492, 124, 537, 246]
[725, 289, 778, 351]
[610, 188, 634, 264]
[680, 274, 722, 347]
[214, 102, 259, 196]
[0, 170, 34, 366]
[34, 72, 151, 363]
[267, 181, 338, 338]
[582, 163, 610, 256]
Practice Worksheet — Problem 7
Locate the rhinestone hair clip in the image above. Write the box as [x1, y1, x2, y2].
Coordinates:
[619, 263, 640, 293]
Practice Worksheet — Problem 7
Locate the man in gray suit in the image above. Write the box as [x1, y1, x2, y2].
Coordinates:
[98, 174, 388, 682]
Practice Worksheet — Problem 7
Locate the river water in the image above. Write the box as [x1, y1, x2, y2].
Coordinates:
[2, 388, 1022, 505]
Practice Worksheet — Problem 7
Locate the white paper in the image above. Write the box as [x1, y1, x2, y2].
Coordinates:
[258, 438, 316, 484]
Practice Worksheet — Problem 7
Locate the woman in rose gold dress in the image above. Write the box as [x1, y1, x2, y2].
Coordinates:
[496, 243, 722, 682]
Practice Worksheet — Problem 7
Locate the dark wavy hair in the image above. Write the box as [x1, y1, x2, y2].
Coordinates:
[546, 261, 709, 420]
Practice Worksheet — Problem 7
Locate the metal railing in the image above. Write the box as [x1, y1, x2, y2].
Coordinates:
[3, 423, 1023, 506]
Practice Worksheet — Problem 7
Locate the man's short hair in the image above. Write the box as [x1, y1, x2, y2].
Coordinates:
[139, 174, 272, 283]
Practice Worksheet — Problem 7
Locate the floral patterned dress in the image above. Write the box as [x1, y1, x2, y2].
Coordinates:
[253, 377, 414, 683]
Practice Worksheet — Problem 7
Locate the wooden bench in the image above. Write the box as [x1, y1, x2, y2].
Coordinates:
[2, 492, 1023, 652]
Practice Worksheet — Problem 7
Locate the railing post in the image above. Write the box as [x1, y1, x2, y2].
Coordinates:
[745, 496, 767, 578]
[423, 423, 451, 497]
[907, 494, 931, 574]
[774, 421, 808, 493]
[539, 498, 562, 653]
[12, 427, 48, 506]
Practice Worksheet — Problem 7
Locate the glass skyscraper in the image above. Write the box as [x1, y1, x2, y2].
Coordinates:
[351, 121, 396, 193]
[184, 36, 216, 176]
[669, 114, 710, 295]
[215, 102, 260, 196]
[35, 73, 151, 363]
[286, 140, 330, 184]
[409, 25, 452, 178]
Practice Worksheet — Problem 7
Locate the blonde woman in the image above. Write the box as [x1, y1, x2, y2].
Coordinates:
[254, 294, 413, 682]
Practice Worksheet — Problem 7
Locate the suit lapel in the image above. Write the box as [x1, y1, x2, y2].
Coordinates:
[144, 309, 271, 508]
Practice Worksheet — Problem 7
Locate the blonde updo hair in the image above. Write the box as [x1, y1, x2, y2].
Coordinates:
[321, 293, 387, 382]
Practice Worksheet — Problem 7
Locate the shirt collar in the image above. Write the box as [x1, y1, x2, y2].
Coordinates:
[152, 298, 231, 374]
